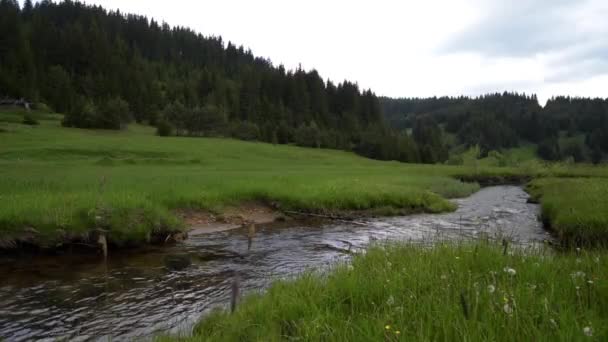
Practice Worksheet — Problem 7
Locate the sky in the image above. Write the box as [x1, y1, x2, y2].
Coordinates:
[40, 0, 608, 104]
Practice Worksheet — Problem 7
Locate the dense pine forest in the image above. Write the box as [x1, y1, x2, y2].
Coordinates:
[382, 94, 608, 164]
[1, 0, 607, 164]
[1, 0, 410, 160]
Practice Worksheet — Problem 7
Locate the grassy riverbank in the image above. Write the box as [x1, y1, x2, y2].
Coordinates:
[528, 178, 608, 247]
[1, 110, 482, 249]
[2, 108, 608, 250]
[176, 242, 607, 341]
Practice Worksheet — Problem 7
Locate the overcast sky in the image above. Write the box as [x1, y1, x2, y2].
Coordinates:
[60, 0, 608, 103]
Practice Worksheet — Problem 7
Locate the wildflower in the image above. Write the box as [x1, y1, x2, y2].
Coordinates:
[503, 303, 513, 315]
[385, 325, 391, 330]
[386, 261, 392, 268]
[595, 257, 600, 264]
[386, 295, 395, 306]
[583, 326, 593, 337]
[455, 256, 460, 260]
[440, 274, 447, 280]
[587, 280, 594, 285]
[503, 267, 516, 276]
[550, 318, 558, 328]
[529, 284, 537, 290]
[395, 330, 401, 335]
[571, 271, 586, 279]
[487, 285, 496, 293]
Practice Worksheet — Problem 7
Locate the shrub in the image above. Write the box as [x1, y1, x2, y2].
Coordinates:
[156, 120, 174, 137]
[22, 114, 39, 126]
[97, 97, 131, 130]
[294, 122, 320, 148]
[230, 121, 260, 141]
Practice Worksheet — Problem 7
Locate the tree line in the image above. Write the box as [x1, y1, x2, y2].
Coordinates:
[382, 93, 608, 164]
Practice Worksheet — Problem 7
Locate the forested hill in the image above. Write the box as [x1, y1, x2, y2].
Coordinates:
[0, 0, 409, 160]
[381, 94, 608, 164]
[2, 1, 607, 165]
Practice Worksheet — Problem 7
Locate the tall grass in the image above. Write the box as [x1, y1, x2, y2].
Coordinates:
[0, 113, 479, 246]
[179, 242, 608, 341]
[528, 178, 608, 247]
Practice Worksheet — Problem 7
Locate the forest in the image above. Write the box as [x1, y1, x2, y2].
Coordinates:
[382, 93, 608, 164]
[1, 0, 607, 165]
[0, 0, 409, 161]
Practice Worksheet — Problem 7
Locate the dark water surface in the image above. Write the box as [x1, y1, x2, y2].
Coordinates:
[0, 186, 551, 341]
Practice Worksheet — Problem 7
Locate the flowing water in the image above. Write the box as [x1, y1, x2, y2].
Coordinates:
[0, 186, 552, 341]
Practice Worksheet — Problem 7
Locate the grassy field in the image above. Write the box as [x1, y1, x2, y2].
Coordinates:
[528, 178, 608, 247]
[1, 109, 484, 248]
[2, 108, 608, 249]
[173, 242, 607, 341]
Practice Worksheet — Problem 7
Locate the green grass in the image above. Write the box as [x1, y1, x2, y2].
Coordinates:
[528, 178, 608, 247]
[2, 109, 608, 248]
[0, 111, 482, 247]
[174, 242, 607, 341]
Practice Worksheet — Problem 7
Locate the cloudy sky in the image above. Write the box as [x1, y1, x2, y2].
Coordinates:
[70, 0, 607, 103]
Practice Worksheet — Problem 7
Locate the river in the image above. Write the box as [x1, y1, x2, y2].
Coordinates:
[0, 186, 552, 341]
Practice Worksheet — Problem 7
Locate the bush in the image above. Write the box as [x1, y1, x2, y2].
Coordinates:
[61, 97, 131, 130]
[97, 97, 131, 129]
[230, 121, 260, 141]
[294, 122, 320, 148]
[22, 114, 39, 126]
[156, 120, 174, 137]
[62, 99, 98, 128]
[537, 138, 560, 161]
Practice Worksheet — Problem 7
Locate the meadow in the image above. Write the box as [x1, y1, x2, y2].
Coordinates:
[2, 108, 608, 249]
[173, 242, 607, 341]
[1, 109, 480, 248]
[4, 109, 608, 340]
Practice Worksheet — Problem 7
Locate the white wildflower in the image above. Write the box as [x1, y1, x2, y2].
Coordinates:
[503, 303, 513, 315]
[587, 280, 594, 285]
[571, 271, 586, 279]
[440, 274, 447, 280]
[583, 326, 593, 337]
[503, 267, 517, 276]
[487, 285, 496, 293]
[386, 295, 395, 306]
[550, 318, 558, 328]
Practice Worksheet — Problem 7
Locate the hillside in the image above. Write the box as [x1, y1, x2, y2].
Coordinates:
[1, 0, 410, 161]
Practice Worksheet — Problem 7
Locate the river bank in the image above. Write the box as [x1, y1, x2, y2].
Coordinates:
[4, 111, 608, 254]
[0, 186, 554, 340]
[185, 242, 608, 342]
